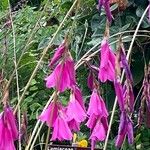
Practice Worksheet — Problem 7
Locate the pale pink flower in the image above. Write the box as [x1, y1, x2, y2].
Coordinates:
[87, 89, 108, 117]
[98, 37, 116, 82]
[51, 113, 72, 141]
[39, 101, 59, 127]
[45, 56, 76, 92]
[49, 42, 65, 67]
[0, 106, 18, 150]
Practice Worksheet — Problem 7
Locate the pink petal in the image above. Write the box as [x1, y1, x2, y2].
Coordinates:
[86, 114, 98, 129]
[72, 86, 86, 111]
[49, 42, 65, 67]
[39, 102, 58, 127]
[90, 120, 106, 141]
[51, 115, 72, 141]
[68, 119, 80, 132]
[66, 95, 86, 123]
[4, 106, 18, 140]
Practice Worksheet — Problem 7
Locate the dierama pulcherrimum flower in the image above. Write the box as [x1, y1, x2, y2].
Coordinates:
[0, 106, 18, 150]
[51, 111, 72, 141]
[45, 55, 76, 92]
[98, 0, 113, 22]
[66, 93, 86, 131]
[49, 41, 65, 67]
[39, 101, 59, 127]
[87, 89, 108, 117]
[98, 37, 116, 82]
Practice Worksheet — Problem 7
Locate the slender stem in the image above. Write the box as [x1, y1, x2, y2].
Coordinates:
[103, 5, 150, 150]
[44, 127, 51, 150]
[14, 0, 78, 114]
[7, 1, 21, 149]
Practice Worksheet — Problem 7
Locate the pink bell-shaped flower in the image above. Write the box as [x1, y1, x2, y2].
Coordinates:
[45, 56, 76, 92]
[87, 89, 108, 117]
[98, 37, 116, 82]
[0, 106, 18, 150]
[39, 101, 59, 127]
[51, 111, 72, 141]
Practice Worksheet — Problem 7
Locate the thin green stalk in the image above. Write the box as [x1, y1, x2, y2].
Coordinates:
[103, 5, 150, 150]
[14, 0, 78, 114]
[44, 127, 51, 150]
[7, 0, 21, 149]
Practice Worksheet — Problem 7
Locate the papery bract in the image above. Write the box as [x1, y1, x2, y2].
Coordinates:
[39, 101, 59, 127]
[46, 57, 76, 92]
[49, 42, 65, 67]
[98, 37, 116, 82]
[51, 113, 72, 141]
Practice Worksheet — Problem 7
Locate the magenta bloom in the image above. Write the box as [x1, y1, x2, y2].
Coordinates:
[0, 106, 18, 150]
[49, 42, 65, 67]
[45, 56, 76, 92]
[66, 94, 86, 122]
[98, 37, 116, 82]
[90, 119, 106, 141]
[86, 114, 98, 129]
[98, 0, 113, 22]
[39, 101, 59, 127]
[87, 89, 108, 117]
[114, 77, 125, 111]
[51, 113, 72, 141]
[72, 85, 86, 111]
[66, 94, 86, 131]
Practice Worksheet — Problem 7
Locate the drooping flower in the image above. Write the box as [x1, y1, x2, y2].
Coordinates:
[49, 42, 66, 67]
[66, 94, 86, 122]
[90, 118, 106, 141]
[98, 0, 113, 22]
[39, 101, 59, 127]
[66, 93, 86, 131]
[72, 85, 86, 111]
[87, 89, 108, 117]
[51, 112, 72, 141]
[45, 56, 76, 92]
[0, 106, 18, 150]
[98, 37, 116, 82]
[115, 112, 134, 148]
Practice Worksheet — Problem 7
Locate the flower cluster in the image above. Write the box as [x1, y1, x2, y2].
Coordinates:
[39, 40, 86, 141]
